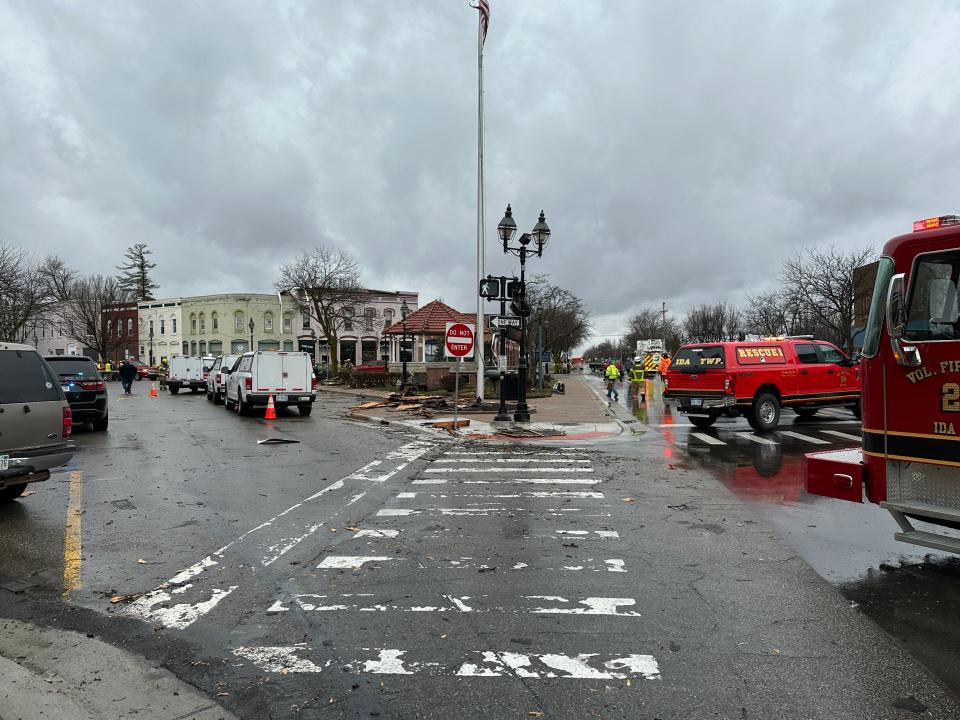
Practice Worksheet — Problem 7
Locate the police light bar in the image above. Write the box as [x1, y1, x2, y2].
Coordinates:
[913, 215, 960, 232]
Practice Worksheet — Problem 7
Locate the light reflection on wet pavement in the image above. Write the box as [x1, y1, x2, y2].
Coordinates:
[583, 371, 960, 697]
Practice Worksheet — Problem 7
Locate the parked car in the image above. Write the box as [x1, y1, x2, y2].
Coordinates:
[663, 337, 861, 431]
[1, 343, 75, 501]
[206, 354, 239, 404]
[353, 359, 389, 373]
[167, 356, 206, 394]
[224, 351, 316, 416]
[129, 359, 157, 380]
[45, 355, 109, 431]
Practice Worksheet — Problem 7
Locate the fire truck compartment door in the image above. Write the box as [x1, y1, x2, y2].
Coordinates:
[805, 448, 864, 503]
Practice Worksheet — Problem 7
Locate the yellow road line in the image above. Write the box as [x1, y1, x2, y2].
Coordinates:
[62, 470, 83, 600]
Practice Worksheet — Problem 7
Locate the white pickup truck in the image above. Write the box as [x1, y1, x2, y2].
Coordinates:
[224, 351, 316, 416]
[167, 356, 206, 395]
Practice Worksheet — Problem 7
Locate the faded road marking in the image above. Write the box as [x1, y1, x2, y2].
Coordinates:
[412, 478, 600, 485]
[778, 430, 830, 445]
[425, 467, 594, 473]
[62, 470, 83, 600]
[233, 646, 660, 680]
[268, 594, 641, 616]
[394, 491, 604, 499]
[317, 556, 393, 569]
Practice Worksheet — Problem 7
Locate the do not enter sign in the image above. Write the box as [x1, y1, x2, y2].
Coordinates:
[444, 322, 475, 359]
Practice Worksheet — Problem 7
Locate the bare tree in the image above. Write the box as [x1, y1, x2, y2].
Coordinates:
[61, 275, 128, 361]
[623, 307, 684, 354]
[582, 339, 619, 361]
[683, 302, 742, 343]
[0, 242, 47, 343]
[38, 255, 77, 302]
[275, 246, 367, 374]
[780, 245, 874, 350]
[742, 291, 788, 337]
[117, 243, 159, 301]
[525, 275, 591, 365]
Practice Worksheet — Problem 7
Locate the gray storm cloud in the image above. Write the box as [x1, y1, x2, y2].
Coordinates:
[2, 0, 959, 344]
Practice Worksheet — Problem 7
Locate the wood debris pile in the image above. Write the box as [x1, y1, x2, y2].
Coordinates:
[351, 393, 473, 418]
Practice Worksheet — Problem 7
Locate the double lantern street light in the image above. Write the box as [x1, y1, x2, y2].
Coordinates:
[400, 299, 411, 392]
[496, 204, 551, 423]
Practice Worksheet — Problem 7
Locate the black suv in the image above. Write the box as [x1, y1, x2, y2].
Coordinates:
[45, 356, 109, 431]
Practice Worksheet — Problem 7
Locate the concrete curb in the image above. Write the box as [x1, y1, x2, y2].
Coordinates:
[0, 619, 236, 720]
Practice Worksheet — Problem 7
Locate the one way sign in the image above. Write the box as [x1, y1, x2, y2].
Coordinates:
[490, 315, 522, 329]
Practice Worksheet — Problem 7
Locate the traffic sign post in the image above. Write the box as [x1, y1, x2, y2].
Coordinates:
[490, 315, 521, 329]
[444, 323, 475, 433]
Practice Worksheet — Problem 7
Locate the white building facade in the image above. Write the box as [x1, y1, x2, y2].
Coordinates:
[137, 297, 184, 365]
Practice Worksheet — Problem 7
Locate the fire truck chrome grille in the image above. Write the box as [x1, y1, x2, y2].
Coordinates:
[887, 461, 960, 511]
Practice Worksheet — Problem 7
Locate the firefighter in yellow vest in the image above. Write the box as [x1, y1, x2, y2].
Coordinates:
[604, 362, 620, 401]
[629, 357, 646, 401]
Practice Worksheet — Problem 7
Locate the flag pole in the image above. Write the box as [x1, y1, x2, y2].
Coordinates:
[475, 12, 486, 402]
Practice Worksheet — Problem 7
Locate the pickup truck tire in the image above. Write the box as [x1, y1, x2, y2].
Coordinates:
[236, 393, 249, 416]
[92, 414, 109, 431]
[224, 393, 235, 410]
[0, 484, 26, 502]
[749, 393, 780, 432]
[169, 385, 179, 395]
[214, 392, 224, 405]
[688, 415, 716, 428]
[298, 404, 313, 416]
[794, 407, 818, 418]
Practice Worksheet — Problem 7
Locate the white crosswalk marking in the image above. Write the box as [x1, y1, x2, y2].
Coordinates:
[433, 458, 592, 463]
[821, 429, 862, 442]
[778, 430, 830, 444]
[425, 467, 595, 473]
[736, 432, 778, 445]
[690, 432, 726, 445]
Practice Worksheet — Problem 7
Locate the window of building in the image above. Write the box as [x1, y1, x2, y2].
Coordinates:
[190, 314, 197, 333]
[264, 312, 273, 332]
[282, 340, 294, 351]
[343, 307, 353, 331]
[364, 308, 375, 332]
[212, 313, 218, 331]
[339, 340, 357, 364]
[235, 313, 244, 331]
[209, 340, 223, 354]
[172, 317, 177, 334]
[302, 314, 311, 330]
[182, 341, 189, 355]
[160, 318, 165, 335]
[127, 318, 133, 337]
[190, 341, 197, 355]
[424, 337, 445, 362]
[149, 320, 154, 337]
[361, 340, 377, 362]
[283, 315, 292, 333]
[199, 341, 207, 355]
[199, 313, 206, 333]
[383, 309, 394, 327]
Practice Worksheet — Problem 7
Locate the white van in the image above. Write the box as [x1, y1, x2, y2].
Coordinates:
[206, 354, 239, 404]
[168, 356, 206, 395]
[224, 351, 316, 416]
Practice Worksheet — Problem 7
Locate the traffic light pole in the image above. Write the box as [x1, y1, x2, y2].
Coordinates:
[494, 296, 510, 422]
[514, 247, 531, 423]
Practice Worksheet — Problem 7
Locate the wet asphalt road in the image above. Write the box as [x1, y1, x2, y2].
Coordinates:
[2, 379, 960, 718]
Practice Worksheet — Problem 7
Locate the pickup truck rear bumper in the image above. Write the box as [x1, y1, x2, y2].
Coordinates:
[1, 443, 75, 489]
[169, 380, 207, 390]
[246, 393, 316, 407]
[663, 394, 735, 413]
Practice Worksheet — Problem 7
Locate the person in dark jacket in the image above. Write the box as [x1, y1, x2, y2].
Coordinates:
[118, 359, 138, 394]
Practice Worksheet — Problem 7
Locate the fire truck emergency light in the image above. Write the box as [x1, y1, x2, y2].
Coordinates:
[912, 215, 960, 232]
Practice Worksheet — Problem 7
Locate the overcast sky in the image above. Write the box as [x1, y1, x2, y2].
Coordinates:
[3, 1, 959, 347]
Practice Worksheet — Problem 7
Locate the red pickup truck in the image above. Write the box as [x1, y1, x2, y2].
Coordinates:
[663, 338, 861, 431]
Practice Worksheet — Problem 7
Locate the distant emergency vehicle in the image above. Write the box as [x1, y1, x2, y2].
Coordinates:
[807, 215, 960, 553]
[663, 338, 861, 431]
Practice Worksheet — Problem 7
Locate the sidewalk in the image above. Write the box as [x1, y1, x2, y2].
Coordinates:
[340, 374, 641, 441]
[0, 619, 235, 719]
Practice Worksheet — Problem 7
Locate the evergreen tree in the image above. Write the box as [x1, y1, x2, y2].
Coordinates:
[116, 243, 158, 300]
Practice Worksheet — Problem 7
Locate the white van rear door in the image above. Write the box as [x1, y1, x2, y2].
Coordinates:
[255, 353, 284, 394]
[281, 354, 310, 394]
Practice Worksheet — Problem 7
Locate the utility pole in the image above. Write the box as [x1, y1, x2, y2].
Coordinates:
[661, 301, 667, 335]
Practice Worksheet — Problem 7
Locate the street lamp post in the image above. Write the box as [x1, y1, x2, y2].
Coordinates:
[497, 205, 551, 423]
[400, 300, 410, 393]
[248, 317, 255, 351]
[149, 326, 154, 365]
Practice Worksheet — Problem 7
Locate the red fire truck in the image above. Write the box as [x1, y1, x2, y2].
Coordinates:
[807, 215, 960, 552]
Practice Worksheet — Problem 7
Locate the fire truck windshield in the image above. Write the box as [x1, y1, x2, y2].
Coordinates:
[904, 251, 960, 341]
[861, 256, 894, 357]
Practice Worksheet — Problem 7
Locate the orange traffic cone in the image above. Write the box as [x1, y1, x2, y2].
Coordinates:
[150, 382, 157, 398]
[265, 394, 276, 420]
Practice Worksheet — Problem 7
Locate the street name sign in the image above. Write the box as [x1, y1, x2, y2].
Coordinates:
[490, 315, 521, 329]
[444, 322, 475, 359]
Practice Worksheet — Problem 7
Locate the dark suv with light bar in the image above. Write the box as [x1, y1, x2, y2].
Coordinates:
[45, 355, 109, 431]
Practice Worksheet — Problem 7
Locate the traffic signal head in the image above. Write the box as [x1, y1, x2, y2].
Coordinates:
[506, 280, 523, 300]
[479, 277, 502, 298]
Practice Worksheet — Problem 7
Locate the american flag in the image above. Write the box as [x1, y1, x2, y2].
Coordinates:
[471, 0, 490, 44]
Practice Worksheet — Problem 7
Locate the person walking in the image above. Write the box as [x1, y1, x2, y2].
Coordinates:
[658, 354, 672, 381]
[604, 361, 621, 402]
[118, 358, 137, 394]
[104, 360, 113, 382]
